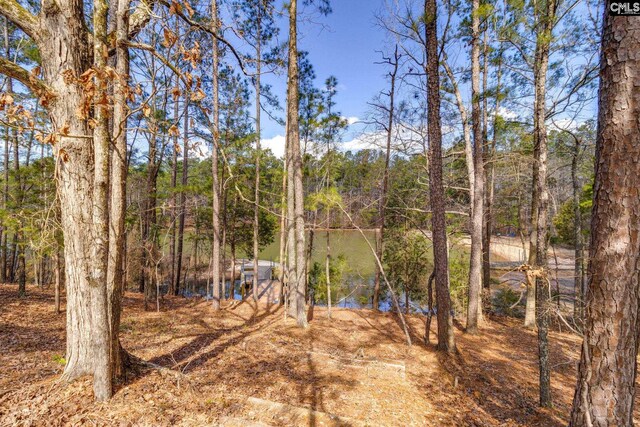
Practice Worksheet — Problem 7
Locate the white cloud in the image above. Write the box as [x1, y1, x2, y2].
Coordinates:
[260, 134, 286, 158]
[345, 116, 360, 125]
[260, 123, 425, 158]
[496, 106, 519, 120]
[341, 134, 378, 152]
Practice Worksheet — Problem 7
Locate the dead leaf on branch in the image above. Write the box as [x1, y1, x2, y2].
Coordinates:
[183, 1, 195, 17]
[78, 68, 97, 84]
[171, 87, 181, 101]
[163, 28, 178, 49]
[169, 1, 183, 15]
[0, 93, 14, 111]
[190, 89, 205, 102]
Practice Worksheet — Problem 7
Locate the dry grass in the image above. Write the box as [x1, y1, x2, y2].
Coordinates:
[0, 284, 636, 426]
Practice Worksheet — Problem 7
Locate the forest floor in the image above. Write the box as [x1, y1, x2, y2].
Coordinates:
[0, 284, 637, 426]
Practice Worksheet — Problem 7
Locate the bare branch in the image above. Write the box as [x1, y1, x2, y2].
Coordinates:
[0, 56, 52, 97]
[0, 0, 38, 41]
[156, 0, 250, 76]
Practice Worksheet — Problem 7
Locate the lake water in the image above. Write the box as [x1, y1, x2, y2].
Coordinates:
[259, 230, 378, 278]
[184, 229, 470, 313]
[259, 230, 422, 312]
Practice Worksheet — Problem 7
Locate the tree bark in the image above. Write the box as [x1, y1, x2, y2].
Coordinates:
[424, 271, 435, 344]
[466, 0, 485, 333]
[570, 133, 583, 321]
[55, 248, 62, 314]
[169, 73, 179, 296]
[531, 0, 556, 408]
[141, 73, 159, 302]
[325, 224, 331, 318]
[278, 129, 288, 305]
[286, 0, 307, 327]
[483, 45, 503, 291]
[0, 17, 7, 285]
[0, 0, 155, 400]
[211, 0, 222, 309]
[425, 0, 455, 353]
[252, 3, 262, 303]
[105, 0, 130, 381]
[7, 72, 25, 296]
[174, 96, 189, 296]
[569, 10, 640, 426]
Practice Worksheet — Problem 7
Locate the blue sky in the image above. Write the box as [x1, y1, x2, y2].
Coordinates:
[259, 0, 393, 155]
[234, 0, 600, 158]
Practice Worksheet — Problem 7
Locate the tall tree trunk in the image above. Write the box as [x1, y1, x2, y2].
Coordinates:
[286, 0, 307, 327]
[222, 160, 230, 299]
[30, 2, 106, 397]
[252, 4, 262, 303]
[174, 97, 189, 296]
[145, 91, 161, 307]
[531, 0, 556, 408]
[231, 193, 238, 299]
[17, 238, 25, 295]
[211, 0, 222, 310]
[169, 74, 179, 296]
[0, 1, 157, 401]
[569, 10, 640, 426]
[483, 46, 503, 291]
[425, 0, 455, 353]
[8, 74, 25, 296]
[571, 134, 583, 321]
[373, 46, 399, 311]
[106, 0, 130, 381]
[8, 234, 16, 283]
[466, 0, 485, 333]
[6, 11, 18, 287]
[0, 17, 7, 284]
[55, 247, 62, 314]
[141, 88, 158, 301]
[278, 135, 288, 305]
[325, 220, 331, 318]
[305, 210, 316, 303]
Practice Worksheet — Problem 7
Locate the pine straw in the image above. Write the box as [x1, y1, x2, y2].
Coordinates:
[1, 284, 638, 426]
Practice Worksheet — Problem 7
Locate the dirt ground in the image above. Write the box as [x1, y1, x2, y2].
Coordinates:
[0, 284, 636, 426]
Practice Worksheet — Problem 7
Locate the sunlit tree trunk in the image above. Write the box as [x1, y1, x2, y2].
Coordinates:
[483, 45, 503, 292]
[54, 247, 62, 314]
[252, 3, 262, 303]
[0, 17, 7, 285]
[466, 0, 485, 332]
[285, 0, 307, 327]
[570, 133, 583, 321]
[529, 0, 557, 408]
[278, 131, 288, 305]
[106, 0, 130, 380]
[569, 10, 640, 426]
[425, 0, 454, 353]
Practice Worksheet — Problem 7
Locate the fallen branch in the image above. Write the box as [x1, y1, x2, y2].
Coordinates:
[336, 203, 412, 346]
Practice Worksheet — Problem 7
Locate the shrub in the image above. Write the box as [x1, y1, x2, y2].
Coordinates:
[492, 284, 525, 318]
